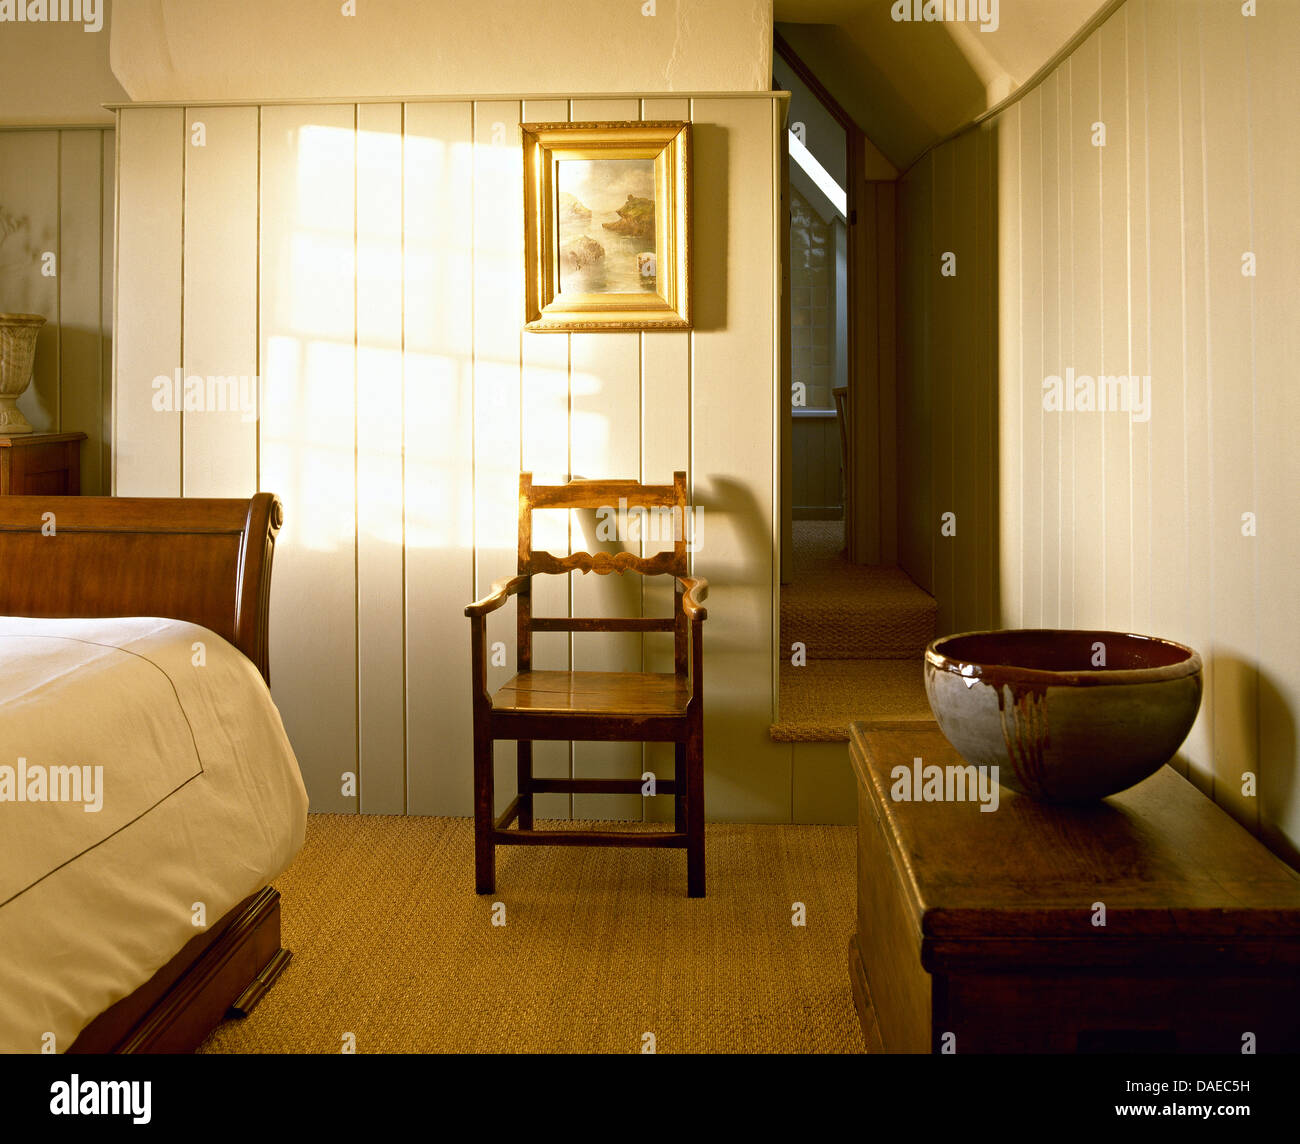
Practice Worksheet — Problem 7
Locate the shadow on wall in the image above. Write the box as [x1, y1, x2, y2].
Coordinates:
[1212, 653, 1299, 870]
[1259, 666, 1300, 869]
[896, 122, 1001, 637]
[695, 474, 769, 654]
[690, 123, 729, 334]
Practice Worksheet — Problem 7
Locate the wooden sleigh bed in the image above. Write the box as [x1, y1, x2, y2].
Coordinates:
[0, 493, 291, 1053]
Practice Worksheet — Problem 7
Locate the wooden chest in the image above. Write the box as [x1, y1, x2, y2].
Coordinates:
[0, 431, 85, 496]
[849, 721, 1300, 1053]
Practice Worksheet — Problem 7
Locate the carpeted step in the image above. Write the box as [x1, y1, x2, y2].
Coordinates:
[769, 659, 936, 743]
[783, 521, 938, 660]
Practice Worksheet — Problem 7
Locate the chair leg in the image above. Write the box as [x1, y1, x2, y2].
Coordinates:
[686, 722, 705, 898]
[517, 740, 534, 830]
[473, 722, 495, 895]
[674, 742, 687, 833]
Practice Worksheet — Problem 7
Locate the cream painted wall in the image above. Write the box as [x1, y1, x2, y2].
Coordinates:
[0, 127, 114, 491]
[0, 0, 126, 126]
[897, 0, 1300, 862]
[896, 122, 999, 633]
[111, 93, 817, 824]
[108, 0, 773, 102]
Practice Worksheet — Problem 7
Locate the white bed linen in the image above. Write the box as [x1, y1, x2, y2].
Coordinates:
[0, 616, 308, 1053]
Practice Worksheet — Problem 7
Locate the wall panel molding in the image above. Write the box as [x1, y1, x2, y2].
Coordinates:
[113, 92, 792, 824]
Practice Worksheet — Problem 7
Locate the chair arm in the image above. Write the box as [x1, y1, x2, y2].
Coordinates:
[465, 574, 528, 618]
[677, 575, 709, 621]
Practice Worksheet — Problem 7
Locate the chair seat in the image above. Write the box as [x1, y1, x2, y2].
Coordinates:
[491, 670, 690, 716]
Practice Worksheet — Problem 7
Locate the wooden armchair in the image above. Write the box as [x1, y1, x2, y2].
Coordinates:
[465, 472, 709, 897]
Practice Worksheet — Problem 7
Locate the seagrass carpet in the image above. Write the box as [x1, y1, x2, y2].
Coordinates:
[771, 521, 937, 741]
[782, 521, 937, 660]
[197, 814, 865, 1054]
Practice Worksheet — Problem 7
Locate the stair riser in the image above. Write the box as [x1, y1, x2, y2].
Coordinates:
[782, 615, 936, 661]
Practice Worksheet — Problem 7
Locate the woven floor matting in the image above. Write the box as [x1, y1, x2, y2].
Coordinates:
[197, 815, 866, 1055]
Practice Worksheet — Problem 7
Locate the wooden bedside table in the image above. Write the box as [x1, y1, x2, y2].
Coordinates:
[849, 720, 1300, 1053]
[0, 431, 86, 496]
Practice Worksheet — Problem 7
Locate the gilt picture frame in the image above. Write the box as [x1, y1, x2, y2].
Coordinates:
[522, 121, 691, 332]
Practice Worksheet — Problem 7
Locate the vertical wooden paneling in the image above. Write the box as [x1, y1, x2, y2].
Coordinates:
[692, 95, 789, 822]
[183, 106, 259, 497]
[1174, 0, 1215, 794]
[930, 146, 955, 635]
[259, 104, 358, 812]
[403, 100, 475, 817]
[1017, 89, 1043, 630]
[1124, 0, 1152, 640]
[1251, 0, 1300, 865]
[116, 109, 183, 495]
[641, 325, 691, 824]
[567, 97, 644, 821]
[1099, 15, 1133, 635]
[894, 0, 1297, 859]
[520, 96, 574, 822]
[1069, 38, 1105, 631]
[473, 100, 524, 817]
[568, 328, 643, 818]
[355, 103, 407, 814]
[640, 98, 692, 824]
[791, 414, 842, 513]
[101, 129, 115, 494]
[1143, 0, 1191, 780]
[996, 105, 1023, 629]
[0, 126, 113, 493]
[58, 131, 106, 491]
[1038, 72, 1062, 631]
[876, 180, 898, 567]
[896, 156, 933, 595]
[1198, 2, 1257, 829]
[975, 126, 995, 629]
[974, 124, 993, 630]
[1056, 60, 1077, 631]
[111, 93, 786, 829]
[908, 119, 1005, 635]
[951, 129, 979, 633]
[853, 180, 881, 563]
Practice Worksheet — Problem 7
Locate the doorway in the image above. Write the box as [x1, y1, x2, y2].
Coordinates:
[775, 40, 850, 556]
[775, 32, 901, 576]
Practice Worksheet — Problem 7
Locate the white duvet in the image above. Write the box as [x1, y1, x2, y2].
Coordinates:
[0, 616, 308, 1053]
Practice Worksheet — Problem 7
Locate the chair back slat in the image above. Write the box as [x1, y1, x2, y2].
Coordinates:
[527, 479, 680, 510]
[516, 471, 691, 669]
[529, 549, 680, 578]
[532, 617, 676, 633]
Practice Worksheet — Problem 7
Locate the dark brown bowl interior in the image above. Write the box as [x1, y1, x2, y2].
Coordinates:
[931, 629, 1196, 674]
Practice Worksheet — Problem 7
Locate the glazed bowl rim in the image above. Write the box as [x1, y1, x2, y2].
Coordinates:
[925, 628, 1203, 688]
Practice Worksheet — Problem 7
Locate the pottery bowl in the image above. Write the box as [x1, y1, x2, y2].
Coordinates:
[924, 629, 1203, 802]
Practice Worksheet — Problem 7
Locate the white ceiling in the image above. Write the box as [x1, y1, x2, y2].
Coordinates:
[775, 0, 1113, 169]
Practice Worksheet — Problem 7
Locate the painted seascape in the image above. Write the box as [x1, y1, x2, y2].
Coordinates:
[556, 158, 657, 295]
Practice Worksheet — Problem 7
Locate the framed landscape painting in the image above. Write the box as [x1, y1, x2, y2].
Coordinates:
[521, 121, 691, 331]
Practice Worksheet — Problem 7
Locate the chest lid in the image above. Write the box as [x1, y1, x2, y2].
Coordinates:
[850, 722, 1300, 972]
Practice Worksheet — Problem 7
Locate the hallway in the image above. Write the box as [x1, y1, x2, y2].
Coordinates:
[772, 520, 936, 742]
